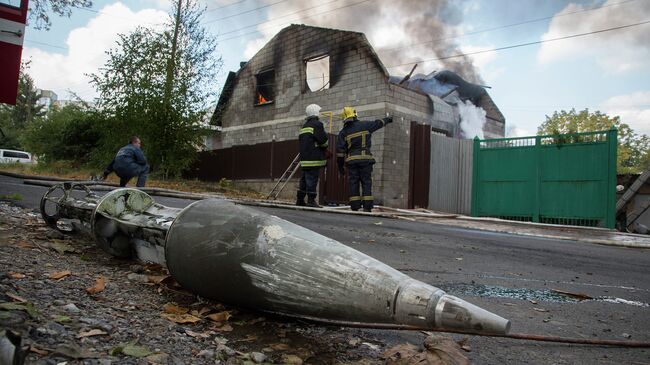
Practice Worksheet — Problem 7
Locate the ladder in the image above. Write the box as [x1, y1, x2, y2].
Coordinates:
[267, 154, 300, 200]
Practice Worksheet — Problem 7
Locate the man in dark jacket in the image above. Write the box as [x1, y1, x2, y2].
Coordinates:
[336, 107, 392, 212]
[297, 104, 329, 208]
[103, 136, 150, 187]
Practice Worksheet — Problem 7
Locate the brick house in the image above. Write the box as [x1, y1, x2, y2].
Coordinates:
[199, 24, 505, 208]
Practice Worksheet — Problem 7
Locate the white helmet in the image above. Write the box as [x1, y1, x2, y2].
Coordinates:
[305, 104, 321, 117]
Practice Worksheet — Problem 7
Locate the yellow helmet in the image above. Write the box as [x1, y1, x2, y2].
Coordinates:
[340, 106, 357, 121]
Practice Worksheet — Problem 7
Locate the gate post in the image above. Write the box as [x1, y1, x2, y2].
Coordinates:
[471, 137, 480, 217]
[606, 126, 618, 228]
[533, 136, 541, 223]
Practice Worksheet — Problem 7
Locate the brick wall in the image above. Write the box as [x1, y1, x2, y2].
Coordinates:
[209, 24, 491, 208]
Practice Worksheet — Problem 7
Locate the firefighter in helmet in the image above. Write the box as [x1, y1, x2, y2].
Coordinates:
[297, 104, 329, 208]
[336, 107, 393, 212]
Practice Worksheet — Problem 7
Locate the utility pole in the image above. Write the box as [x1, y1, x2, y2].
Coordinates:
[160, 0, 183, 177]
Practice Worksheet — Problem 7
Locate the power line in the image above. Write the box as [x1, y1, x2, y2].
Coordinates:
[204, 0, 291, 24]
[384, 19, 650, 69]
[24, 39, 68, 50]
[205, 0, 249, 13]
[215, 0, 371, 42]
[215, 0, 343, 37]
[379, 0, 639, 53]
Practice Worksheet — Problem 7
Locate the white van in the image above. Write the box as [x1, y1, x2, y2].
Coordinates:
[0, 149, 34, 164]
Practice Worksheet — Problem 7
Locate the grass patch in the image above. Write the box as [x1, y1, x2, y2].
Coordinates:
[0, 193, 22, 201]
[0, 162, 264, 200]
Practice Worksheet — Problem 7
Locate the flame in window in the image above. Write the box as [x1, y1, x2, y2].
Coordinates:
[258, 93, 267, 104]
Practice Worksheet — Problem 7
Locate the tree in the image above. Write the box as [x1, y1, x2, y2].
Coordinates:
[21, 103, 102, 164]
[538, 109, 650, 173]
[90, 0, 221, 177]
[29, 0, 92, 30]
[0, 65, 46, 149]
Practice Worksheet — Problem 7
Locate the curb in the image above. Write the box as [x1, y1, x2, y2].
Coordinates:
[4, 169, 650, 249]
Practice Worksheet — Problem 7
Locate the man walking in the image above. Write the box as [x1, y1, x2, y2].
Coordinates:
[336, 107, 392, 212]
[297, 104, 329, 208]
[103, 136, 150, 187]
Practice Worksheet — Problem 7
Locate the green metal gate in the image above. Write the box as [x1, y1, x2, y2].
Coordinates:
[471, 128, 617, 228]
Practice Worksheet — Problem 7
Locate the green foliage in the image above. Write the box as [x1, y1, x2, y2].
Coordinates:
[29, 0, 92, 30]
[90, 0, 221, 177]
[538, 109, 650, 173]
[0, 66, 46, 149]
[21, 104, 102, 165]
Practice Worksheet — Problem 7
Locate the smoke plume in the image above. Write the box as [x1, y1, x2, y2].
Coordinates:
[243, 0, 484, 83]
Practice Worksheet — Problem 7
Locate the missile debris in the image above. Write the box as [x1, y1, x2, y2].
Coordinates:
[40, 184, 510, 334]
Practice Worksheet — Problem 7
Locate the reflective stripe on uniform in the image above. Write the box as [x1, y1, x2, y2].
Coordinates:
[300, 127, 314, 135]
[349, 196, 361, 201]
[318, 140, 329, 147]
[300, 160, 327, 167]
[345, 155, 375, 162]
[362, 196, 374, 200]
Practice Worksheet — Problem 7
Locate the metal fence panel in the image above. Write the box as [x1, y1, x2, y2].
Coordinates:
[471, 129, 617, 228]
[428, 135, 474, 214]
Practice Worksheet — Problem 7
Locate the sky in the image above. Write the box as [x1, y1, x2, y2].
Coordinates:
[19, 0, 650, 137]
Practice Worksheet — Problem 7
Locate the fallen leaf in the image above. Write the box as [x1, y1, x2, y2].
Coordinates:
[77, 329, 108, 338]
[161, 312, 201, 324]
[533, 307, 549, 312]
[50, 241, 76, 254]
[455, 257, 463, 261]
[5, 292, 26, 302]
[52, 343, 98, 359]
[30, 345, 49, 355]
[383, 336, 470, 365]
[8, 272, 25, 279]
[551, 289, 593, 300]
[147, 275, 170, 284]
[163, 303, 189, 314]
[0, 302, 37, 318]
[213, 323, 233, 332]
[86, 276, 106, 294]
[185, 330, 211, 338]
[207, 311, 232, 322]
[48, 271, 71, 280]
[122, 343, 152, 358]
[423, 336, 470, 365]
[197, 307, 212, 316]
[373, 221, 383, 225]
[54, 315, 71, 323]
[15, 241, 35, 249]
[270, 343, 290, 351]
[282, 354, 303, 365]
[529, 300, 538, 304]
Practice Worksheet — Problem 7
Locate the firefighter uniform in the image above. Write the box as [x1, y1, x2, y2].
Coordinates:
[336, 107, 392, 211]
[297, 104, 329, 207]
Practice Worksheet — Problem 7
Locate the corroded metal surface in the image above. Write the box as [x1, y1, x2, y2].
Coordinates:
[41, 184, 510, 334]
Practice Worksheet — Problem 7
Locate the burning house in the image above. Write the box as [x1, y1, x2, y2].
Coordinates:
[197, 24, 505, 208]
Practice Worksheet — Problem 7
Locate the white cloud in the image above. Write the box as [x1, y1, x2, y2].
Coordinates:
[538, 0, 650, 72]
[23, 2, 167, 100]
[506, 124, 533, 138]
[601, 91, 650, 135]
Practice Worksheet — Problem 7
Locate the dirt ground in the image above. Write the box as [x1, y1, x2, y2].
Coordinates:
[0, 202, 472, 365]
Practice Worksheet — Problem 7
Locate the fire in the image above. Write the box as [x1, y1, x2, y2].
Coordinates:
[258, 93, 268, 104]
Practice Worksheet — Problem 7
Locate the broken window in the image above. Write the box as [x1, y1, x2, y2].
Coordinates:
[305, 55, 330, 92]
[255, 69, 275, 105]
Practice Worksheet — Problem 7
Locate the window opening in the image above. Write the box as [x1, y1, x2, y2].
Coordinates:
[305, 55, 330, 92]
[255, 69, 275, 105]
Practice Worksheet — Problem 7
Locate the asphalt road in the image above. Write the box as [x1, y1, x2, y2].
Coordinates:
[1, 175, 649, 364]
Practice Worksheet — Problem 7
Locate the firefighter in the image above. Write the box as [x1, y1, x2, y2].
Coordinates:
[297, 104, 329, 208]
[336, 107, 393, 212]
